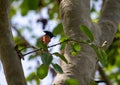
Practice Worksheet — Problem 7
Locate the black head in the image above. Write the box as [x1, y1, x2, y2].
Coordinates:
[44, 31, 54, 38]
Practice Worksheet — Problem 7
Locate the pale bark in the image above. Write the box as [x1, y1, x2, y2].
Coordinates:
[99, 0, 120, 47]
[53, 0, 120, 85]
[0, 1, 27, 85]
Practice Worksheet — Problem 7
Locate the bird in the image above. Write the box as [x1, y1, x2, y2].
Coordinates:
[40, 31, 54, 45]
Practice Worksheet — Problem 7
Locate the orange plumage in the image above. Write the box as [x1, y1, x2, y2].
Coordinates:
[40, 35, 51, 45]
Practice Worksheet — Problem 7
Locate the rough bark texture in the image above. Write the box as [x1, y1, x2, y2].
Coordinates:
[53, 0, 120, 85]
[0, 1, 27, 85]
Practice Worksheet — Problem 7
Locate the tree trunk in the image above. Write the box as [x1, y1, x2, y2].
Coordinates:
[53, 0, 120, 85]
[0, 1, 27, 85]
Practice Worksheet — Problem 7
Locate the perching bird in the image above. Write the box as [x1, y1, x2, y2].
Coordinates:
[40, 31, 54, 45]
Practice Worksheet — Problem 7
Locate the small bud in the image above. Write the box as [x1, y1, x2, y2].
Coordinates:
[102, 41, 107, 47]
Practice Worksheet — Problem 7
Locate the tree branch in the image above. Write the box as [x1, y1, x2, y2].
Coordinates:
[98, 0, 120, 47]
[53, 0, 99, 85]
[12, 25, 34, 48]
[0, 1, 27, 85]
[98, 65, 112, 85]
[22, 39, 89, 57]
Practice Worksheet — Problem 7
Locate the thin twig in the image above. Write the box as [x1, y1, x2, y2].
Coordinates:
[12, 25, 34, 47]
[22, 39, 90, 56]
[23, 39, 69, 56]
[98, 64, 112, 85]
[95, 80, 106, 83]
[48, 39, 69, 48]
[23, 48, 42, 56]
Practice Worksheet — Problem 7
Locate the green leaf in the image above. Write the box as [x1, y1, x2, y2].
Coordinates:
[65, 78, 79, 85]
[49, 3, 59, 19]
[80, 25, 94, 42]
[28, 0, 39, 10]
[90, 81, 97, 85]
[53, 23, 63, 36]
[41, 53, 53, 65]
[116, 55, 120, 67]
[91, 5, 96, 13]
[71, 43, 81, 56]
[36, 64, 49, 79]
[91, 44, 107, 67]
[28, 55, 36, 60]
[53, 23, 68, 50]
[20, 0, 39, 15]
[39, 41, 48, 50]
[59, 35, 69, 42]
[10, 0, 14, 3]
[10, 7, 16, 17]
[91, 44, 100, 57]
[59, 35, 69, 50]
[53, 52, 68, 64]
[20, 0, 29, 16]
[36, 39, 48, 50]
[52, 63, 63, 73]
[26, 72, 40, 85]
[71, 51, 77, 56]
[72, 43, 81, 52]
[99, 48, 108, 67]
[60, 41, 67, 50]
[118, 24, 120, 31]
[26, 72, 36, 81]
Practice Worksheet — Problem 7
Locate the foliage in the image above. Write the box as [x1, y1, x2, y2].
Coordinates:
[80, 25, 108, 67]
[80, 25, 94, 42]
[41, 52, 53, 65]
[53, 52, 68, 64]
[51, 63, 63, 73]
[65, 78, 79, 85]
[105, 24, 120, 84]
[37, 64, 49, 79]
[26, 72, 40, 85]
[71, 42, 81, 56]
[90, 81, 97, 85]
